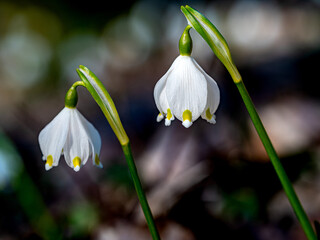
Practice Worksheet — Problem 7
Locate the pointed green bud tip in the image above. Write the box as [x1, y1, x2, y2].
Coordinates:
[179, 25, 193, 56]
[181, 5, 241, 83]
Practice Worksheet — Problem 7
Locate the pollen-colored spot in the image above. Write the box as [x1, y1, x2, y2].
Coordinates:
[167, 108, 173, 120]
[94, 154, 100, 166]
[73, 157, 81, 168]
[206, 108, 213, 120]
[46, 155, 53, 167]
[182, 110, 192, 122]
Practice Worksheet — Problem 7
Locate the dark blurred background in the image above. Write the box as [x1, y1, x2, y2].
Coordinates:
[1, 0, 320, 239]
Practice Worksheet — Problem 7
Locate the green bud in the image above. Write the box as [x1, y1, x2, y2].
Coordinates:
[181, 5, 241, 83]
[179, 25, 193, 56]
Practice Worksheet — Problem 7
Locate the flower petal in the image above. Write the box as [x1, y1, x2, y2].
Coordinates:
[38, 107, 70, 167]
[165, 56, 207, 121]
[182, 110, 193, 128]
[156, 113, 164, 122]
[77, 110, 102, 168]
[192, 58, 220, 117]
[63, 109, 90, 170]
[154, 74, 168, 115]
[201, 79, 219, 123]
[154, 56, 184, 115]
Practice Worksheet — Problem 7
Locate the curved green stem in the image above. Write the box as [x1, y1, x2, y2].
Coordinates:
[122, 143, 161, 240]
[65, 81, 85, 108]
[181, 5, 317, 238]
[76, 66, 160, 240]
[76, 66, 129, 145]
[236, 80, 316, 240]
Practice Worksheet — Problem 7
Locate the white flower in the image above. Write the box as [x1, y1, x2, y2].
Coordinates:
[38, 107, 102, 172]
[154, 55, 220, 128]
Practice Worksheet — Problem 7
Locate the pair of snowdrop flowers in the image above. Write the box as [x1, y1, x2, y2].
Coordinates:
[154, 26, 220, 128]
[38, 25, 220, 172]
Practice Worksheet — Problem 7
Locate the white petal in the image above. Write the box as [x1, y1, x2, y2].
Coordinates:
[166, 56, 207, 121]
[205, 77, 220, 114]
[45, 163, 53, 171]
[208, 115, 217, 124]
[95, 161, 103, 168]
[154, 74, 168, 114]
[182, 120, 193, 128]
[200, 82, 219, 123]
[158, 87, 170, 115]
[74, 165, 80, 172]
[154, 56, 184, 114]
[165, 118, 172, 126]
[76, 110, 102, 167]
[192, 58, 220, 119]
[38, 107, 70, 166]
[63, 109, 91, 169]
[156, 113, 164, 122]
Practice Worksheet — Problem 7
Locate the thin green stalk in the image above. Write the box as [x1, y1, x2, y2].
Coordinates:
[236, 80, 316, 240]
[76, 66, 161, 240]
[180, 5, 317, 238]
[122, 143, 161, 240]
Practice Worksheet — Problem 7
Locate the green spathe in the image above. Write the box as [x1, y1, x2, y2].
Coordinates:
[76, 65, 129, 145]
[181, 5, 241, 83]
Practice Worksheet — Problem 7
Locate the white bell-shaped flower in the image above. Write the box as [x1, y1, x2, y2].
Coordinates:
[38, 107, 102, 172]
[154, 55, 220, 128]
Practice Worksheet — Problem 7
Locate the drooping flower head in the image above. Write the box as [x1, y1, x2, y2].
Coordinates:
[38, 82, 102, 172]
[154, 25, 220, 128]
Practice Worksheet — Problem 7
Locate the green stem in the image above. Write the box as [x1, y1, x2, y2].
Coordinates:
[76, 66, 159, 239]
[122, 143, 161, 240]
[236, 80, 316, 240]
[180, 4, 315, 238]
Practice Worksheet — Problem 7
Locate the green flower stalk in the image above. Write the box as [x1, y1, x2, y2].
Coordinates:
[181, 5, 317, 240]
[76, 66, 160, 240]
[39, 66, 160, 239]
